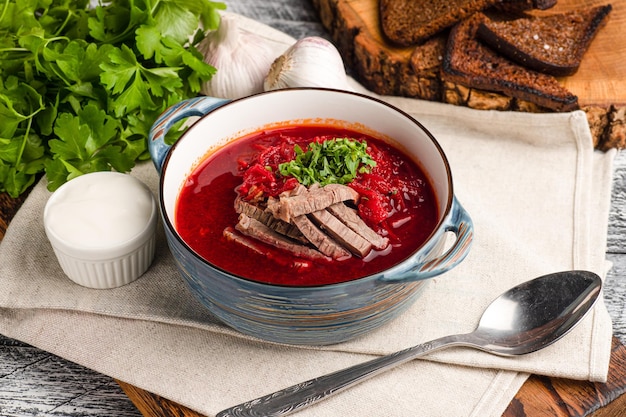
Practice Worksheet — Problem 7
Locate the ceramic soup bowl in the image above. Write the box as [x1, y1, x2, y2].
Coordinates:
[149, 88, 473, 345]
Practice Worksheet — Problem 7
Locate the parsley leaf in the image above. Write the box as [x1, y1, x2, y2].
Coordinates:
[100, 44, 185, 116]
[46, 104, 134, 189]
[279, 138, 377, 187]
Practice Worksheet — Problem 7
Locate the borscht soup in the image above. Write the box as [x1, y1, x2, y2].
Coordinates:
[175, 125, 439, 286]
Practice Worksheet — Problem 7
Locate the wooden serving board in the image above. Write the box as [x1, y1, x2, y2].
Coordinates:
[0, 189, 625, 416]
[311, 0, 626, 108]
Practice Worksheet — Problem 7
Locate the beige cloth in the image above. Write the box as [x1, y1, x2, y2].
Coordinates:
[0, 14, 616, 417]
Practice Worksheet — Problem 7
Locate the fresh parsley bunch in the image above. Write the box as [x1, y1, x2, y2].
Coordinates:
[0, 0, 225, 197]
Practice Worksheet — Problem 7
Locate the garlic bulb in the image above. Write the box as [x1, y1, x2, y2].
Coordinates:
[264, 37, 352, 91]
[198, 14, 276, 99]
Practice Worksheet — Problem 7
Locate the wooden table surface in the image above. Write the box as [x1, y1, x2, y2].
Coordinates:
[2, 1, 626, 416]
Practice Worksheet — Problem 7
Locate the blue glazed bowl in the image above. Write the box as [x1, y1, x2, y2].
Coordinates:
[149, 88, 473, 345]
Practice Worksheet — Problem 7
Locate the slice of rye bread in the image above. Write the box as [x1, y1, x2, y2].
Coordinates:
[442, 13, 579, 112]
[477, 5, 612, 76]
[492, 0, 557, 14]
[379, 0, 500, 46]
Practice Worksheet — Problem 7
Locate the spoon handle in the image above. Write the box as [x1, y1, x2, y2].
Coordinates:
[216, 334, 464, 417]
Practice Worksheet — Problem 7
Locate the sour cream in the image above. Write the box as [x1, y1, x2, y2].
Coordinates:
[45, 172, 154, 249]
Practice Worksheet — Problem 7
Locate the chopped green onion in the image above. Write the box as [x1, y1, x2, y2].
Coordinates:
[278, 138, 376, 186]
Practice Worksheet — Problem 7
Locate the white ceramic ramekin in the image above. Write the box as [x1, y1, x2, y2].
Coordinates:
[43, 171, 157, 289]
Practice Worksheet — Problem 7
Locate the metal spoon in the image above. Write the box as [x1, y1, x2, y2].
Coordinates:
[216, 270, 602, 417]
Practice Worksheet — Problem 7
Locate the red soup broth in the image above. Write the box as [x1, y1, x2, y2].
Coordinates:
[175, 125, 439, 286]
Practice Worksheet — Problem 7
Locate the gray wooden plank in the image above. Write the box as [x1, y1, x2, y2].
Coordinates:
[605, 152, 626, 343]
[0, 344, 141, 416]
[605, 254, 626, 338]
[228, 0, 327, 39]
[607, 152, 626, 254]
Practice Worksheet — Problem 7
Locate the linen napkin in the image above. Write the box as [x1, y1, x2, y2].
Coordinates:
[0, 13, 616, 417]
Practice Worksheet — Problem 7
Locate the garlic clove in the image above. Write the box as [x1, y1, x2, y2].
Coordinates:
[264, 36, 352, 92]
[198, 14, 276, 99]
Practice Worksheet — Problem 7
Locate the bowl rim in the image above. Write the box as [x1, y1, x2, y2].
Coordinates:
[158, 87, 455, 289]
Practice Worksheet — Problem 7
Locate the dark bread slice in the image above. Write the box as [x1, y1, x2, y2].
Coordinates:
[410, 33, 448, 73]
[601, 105, 626, 150]
[441, 14, 579, 112]
[379, 0, 499, 46]
[492, 0, 557, 14]
[477, 5, 612, 76]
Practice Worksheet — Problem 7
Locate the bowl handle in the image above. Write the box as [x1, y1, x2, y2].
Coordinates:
[381, 197, 473, 283]
[148, 96, 230, 173]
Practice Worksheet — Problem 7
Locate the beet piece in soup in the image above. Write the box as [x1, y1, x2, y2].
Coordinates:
[175, 125, 439, 286]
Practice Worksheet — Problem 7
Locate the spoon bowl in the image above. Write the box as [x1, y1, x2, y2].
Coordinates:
[217, 270, 602, 417]
[469, 270, 601, 355]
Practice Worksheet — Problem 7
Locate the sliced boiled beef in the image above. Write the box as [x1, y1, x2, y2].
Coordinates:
[267, 184, 359, 222]
[235, 214, 329, 261]
[309, 209, 372, 257]
[327, 203, 389, 250]
[228, 183, 390, 264]
[292, 215, 351, 260]
[234, 197, 306, 243]
[223, 227, 314, 270]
